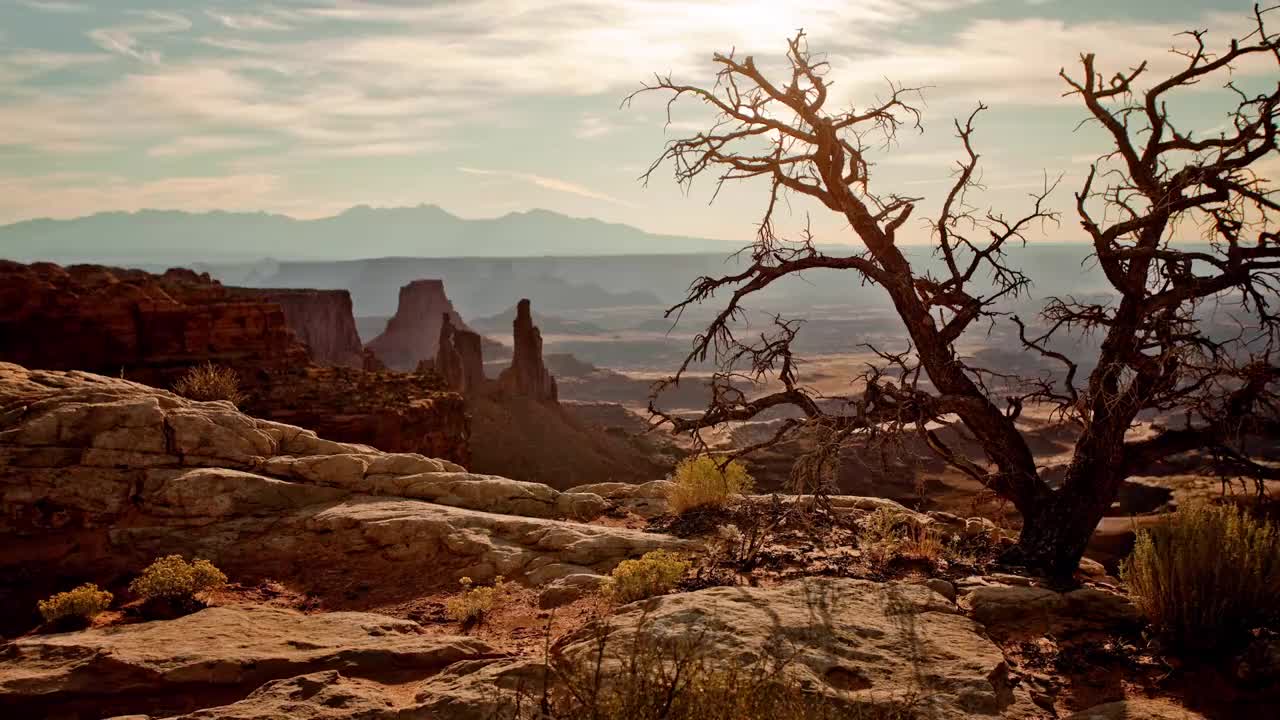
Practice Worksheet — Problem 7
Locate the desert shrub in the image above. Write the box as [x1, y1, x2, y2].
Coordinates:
[172, 362, 245, 405]
[129, 555, 227, 602]
[857, 508, 955, 571]
[37, 583, 113, 625]
[605, 550, 691, 604]
[666, 455, 754, 514]
[445, 575, 508, 626]
[498, 618, 918, 720]
[1121, 502, 1280, 651]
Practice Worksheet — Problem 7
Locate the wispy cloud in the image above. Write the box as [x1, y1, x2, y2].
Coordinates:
[88, 10, 192, 64]
[458, 167, 636, 206]
[146, 135, 273, 158]
[204, 10, 293, 32]
[15, 0, 88, 13]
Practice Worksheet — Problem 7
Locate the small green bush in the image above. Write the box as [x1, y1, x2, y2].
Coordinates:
[38, 583, 113, 624]
[129, 555, 227, 602]
[445, 575, 507, 625]
[666, 456, 754, 514]
[1122, 502, 1280, 651]
[605, 550, 690, 604]
[172, 362, 245, 405]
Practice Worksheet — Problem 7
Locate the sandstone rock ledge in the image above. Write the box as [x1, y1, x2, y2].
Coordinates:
[0, 363, 693, 600]
[0, 581, 1050, 720]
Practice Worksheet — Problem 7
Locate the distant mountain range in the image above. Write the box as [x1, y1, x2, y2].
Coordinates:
[0, 205, 742, 262]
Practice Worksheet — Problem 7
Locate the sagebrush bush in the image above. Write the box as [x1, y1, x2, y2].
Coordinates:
[37, 583, 113, 624]
[1121, 502, 1280, 651]
[666, 455, 754, 514]
[445, 575, 507, 625]
[605, 550, 690, 604]
[172, 362, 245, 405]
[129, 555, 227, 601]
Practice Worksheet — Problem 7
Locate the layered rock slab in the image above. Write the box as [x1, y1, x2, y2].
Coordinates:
[0, 363, 692, 628]
[0, 605, 499, 719]
[419, 577, 1041, 720]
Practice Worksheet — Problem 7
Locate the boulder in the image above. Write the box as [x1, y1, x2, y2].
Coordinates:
[960, 582, 1142, 639]
[568, 480, 673, 517]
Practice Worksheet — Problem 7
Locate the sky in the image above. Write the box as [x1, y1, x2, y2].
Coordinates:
[0, 0, 1276, 246]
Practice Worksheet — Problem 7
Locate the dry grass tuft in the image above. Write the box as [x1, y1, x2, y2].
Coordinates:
[172, 362, 245, 405]
[1122, 502, 1280, 652]
[496, 615, 921, 719]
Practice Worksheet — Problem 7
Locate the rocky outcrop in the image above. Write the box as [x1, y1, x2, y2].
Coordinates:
[365, 280, 468, 371]
[0, 578, 1046, 720]
[497, 298, 557, 402]
[431, 578, 1039, 720]
[0, 261, 309, 387]
[435, 313, 486, 394]
[240, 366, 470, 465]
[228, 288, 365, 368]
[0, 605, 500, 719]
[957, 577, 1142, 640]
[0, 363, 695, 634]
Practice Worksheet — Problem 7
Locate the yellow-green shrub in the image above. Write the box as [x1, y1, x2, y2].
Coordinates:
[172, 362, 245, 405]
[445, 576, 507, 625]
[1122, 502, 1280, 651]
[129, 555, 227, 601]
[665, 456, 753, 514]
[37, 583, 113, 624]
[605, 550, 690, 604]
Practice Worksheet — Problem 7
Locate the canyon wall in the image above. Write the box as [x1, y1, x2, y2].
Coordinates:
[0, 261, 309, 386]
[0, 261, 469, 464]
[228, 287, 366, 368]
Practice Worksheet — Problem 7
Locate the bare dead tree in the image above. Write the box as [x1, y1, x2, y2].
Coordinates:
[628, 7, 1280, 578]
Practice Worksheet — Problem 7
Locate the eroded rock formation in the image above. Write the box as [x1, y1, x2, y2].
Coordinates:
[0, 261, 308, 386]
[0, 262, 470, 465]
[0, 606, 500, 719]
[239, 366, 470, 465]
[0, 362, 690, 636]
[229, 288, 365, 368]
[365, 280, 468, 370]
[435, 313, 486, 394]
[498, 299, 557, 402]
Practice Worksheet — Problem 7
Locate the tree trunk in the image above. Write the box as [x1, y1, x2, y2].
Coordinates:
[1015, 493, 1108, 582]
[1015, 448, 1123, 582]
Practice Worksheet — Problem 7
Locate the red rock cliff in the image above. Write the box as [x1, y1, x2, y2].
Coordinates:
[366, 280, 468, 371]
[229, 287, 365, 368]
[0, 260, 308, 386]
[0, 261, 470, 464]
